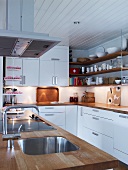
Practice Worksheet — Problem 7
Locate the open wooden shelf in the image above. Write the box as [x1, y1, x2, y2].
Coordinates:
[69, 67, 128, 76]
[69, 51, 128, 65]
[69, 84, 122, 87]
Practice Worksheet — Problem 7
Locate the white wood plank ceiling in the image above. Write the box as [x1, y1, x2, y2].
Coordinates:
[34, 0, 128, 50]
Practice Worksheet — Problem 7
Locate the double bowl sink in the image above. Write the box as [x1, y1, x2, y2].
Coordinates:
[18, 136, 79, 155]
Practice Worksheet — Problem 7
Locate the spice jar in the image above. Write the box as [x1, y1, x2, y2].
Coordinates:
[74, 93, 78, 102]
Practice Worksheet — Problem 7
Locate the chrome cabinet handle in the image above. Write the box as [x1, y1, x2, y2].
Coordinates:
[45, 114, 54, 116]
[92, 109, 99, 112]
[52, 76, 55, 85]
[119, 115, 128, 119]
[81, 107, 83, 116]
[92, 132, 98, 136]
[92, 117, 99, 120]
[20, 75, 23, 84]
[23, 76, 25, 84]
[51, 58, 60, 61]
[55, 76, 57, 85]
[45, 107, 54, 109]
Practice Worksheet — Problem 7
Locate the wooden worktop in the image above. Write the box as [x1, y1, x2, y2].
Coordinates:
[6, 102, 128, 114]
[36, 102, 128, 114]
[0, 113, 118, 170]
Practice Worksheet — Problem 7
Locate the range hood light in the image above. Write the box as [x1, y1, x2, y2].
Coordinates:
[11, 38, 32, 56]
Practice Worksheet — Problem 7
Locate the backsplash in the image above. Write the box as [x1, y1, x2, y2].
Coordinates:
[14, 86, 128, 106]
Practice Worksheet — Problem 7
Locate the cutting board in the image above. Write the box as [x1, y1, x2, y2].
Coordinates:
[36, 87, 59, 103]
[107, 87, 121, 106]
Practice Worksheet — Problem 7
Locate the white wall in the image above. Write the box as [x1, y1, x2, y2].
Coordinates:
[14, 85, 128, 106]
[0, 58, 3, 118]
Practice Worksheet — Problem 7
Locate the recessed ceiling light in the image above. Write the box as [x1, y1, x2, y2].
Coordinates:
[73, 21, 80, 24]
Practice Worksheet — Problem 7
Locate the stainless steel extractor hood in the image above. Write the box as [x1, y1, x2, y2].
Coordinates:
[0, 29, 61, 58]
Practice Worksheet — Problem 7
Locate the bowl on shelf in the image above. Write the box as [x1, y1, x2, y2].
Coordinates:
[89, 54, 98, 60]
[115, 80, 121, 84]
[96, 52, 108, 58]
[106, 47, 121, 54]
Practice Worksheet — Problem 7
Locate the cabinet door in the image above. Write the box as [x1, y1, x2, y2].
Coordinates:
[5, 57, 22, 86]
[39, 60, 54, 86]
[65, 105, 77, 136]
[77, 106, 84, 140]
[114, 113, 128, 155]
[39, 112, 65, 129]
[83, 127, 113, 156]
[55, 61, 69, 86]
[40, 46, 69, 61]
[22, 59, 39, 86]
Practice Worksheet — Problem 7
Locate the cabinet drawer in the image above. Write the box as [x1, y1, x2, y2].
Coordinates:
[83, 113, 113, 137]
[39, 112, 65, 127]
[83, 106, 114, 120]
[83, 127, 113, 156]
[114, 149, 128, 165]
[39, 106, 65, 113]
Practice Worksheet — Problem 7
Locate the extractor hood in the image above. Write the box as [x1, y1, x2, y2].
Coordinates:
[0, 29, 61, 58]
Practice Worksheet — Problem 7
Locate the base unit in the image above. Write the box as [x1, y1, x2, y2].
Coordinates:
[114, 149, 128, 165]
[39, 106, 66, 130]
[83, 127, 114, 156]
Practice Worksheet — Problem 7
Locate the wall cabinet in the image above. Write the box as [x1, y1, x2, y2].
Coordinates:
[38, 106, 66, 129]
[5, 57, 22, 86]
[22, 59, 39, 86]
[39, 46, 69, 86]
[5, 57, 39, 86]
[65, 105, 77, 136]
[39, 60, 68, 86]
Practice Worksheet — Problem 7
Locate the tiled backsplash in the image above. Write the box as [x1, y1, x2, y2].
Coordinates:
[15, 86, 128, 106]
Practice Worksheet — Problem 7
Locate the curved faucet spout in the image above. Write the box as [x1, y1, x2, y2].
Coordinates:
[3, 105, 39, 135]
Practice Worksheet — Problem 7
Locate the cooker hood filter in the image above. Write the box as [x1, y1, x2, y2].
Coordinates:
[0, 29, 61, 58]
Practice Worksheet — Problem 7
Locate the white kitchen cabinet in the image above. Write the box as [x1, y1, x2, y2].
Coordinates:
[40, 46, 69, 62]
[113, 112, 128, 165]
[5, 57, 22, 86]
[22, 58, 39, 86]
[77, 106, 84, 140]
[65, 105, 77, 136]
[38, 106, 66, 129]
[39, 59, 68, 86]
[78, 106, 114, 156]
[5, 58, 39, 87]
[39, 46, 69, 86]
[83, 127, 113, 156]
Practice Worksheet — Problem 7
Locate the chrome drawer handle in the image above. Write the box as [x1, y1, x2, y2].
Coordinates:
[92, 109, 99, 112]
[51, 58, 60, 60]
[81, 107, 83, 116]
[92, 132, 98, 136]
[119, 115, 128, 119]
[45, 114, 54, 116]
[45, 107, 54, 109]
[92, 117, 99, 120]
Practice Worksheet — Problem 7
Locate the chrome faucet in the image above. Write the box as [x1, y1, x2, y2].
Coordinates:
[2, 105, 39, 148]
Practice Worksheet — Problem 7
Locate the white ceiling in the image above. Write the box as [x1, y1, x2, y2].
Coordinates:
[34, 0, 128, 50]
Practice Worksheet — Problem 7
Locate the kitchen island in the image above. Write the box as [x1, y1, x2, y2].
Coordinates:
[0, 111, 118, 170]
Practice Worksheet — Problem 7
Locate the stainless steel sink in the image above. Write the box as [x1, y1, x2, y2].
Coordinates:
[18, 136, 79, 155]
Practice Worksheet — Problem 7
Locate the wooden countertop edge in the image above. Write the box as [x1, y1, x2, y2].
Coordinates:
[36, 102, 128, 114]
[0, 112, 119, 170]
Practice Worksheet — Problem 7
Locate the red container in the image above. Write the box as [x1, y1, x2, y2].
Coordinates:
[69, 68, 79, 74]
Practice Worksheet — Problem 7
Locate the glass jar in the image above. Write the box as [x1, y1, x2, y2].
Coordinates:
[74, 93, 78, 102]
[116, 56, 122, 68]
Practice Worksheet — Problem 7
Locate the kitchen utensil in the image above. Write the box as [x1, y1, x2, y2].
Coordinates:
[89, 54, 98, 60]
[115, 80, 121, 84]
